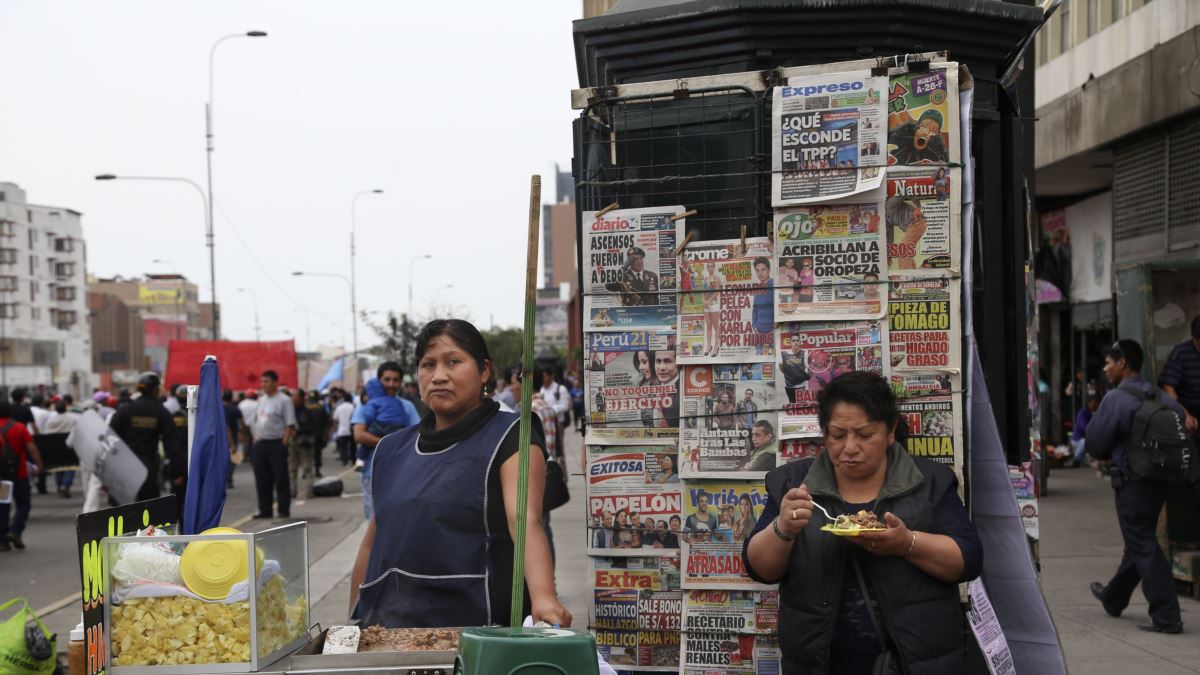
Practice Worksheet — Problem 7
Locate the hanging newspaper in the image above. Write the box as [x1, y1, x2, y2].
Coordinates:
[586, 330, 680, 444]
[772, 70, 888, 205]
[677, 237, 775, 364]
[682, 590, 779, 635]
[887, 64, 960, 166]
[778, 438, 824, 465]
[587, 445, 684, 556]
[774, 203, 887, 321]
[592, 556, 683, 671]
[887, 277, 961, 374]
[775, 321, 886, 439]
[681, 633, 781, 674]
[886, 167, 961, 274]
[681, 481, 774, 590]
[680, 364, 779, 478]
[897, 393, 963, 469]
[584, 206, 682, 331]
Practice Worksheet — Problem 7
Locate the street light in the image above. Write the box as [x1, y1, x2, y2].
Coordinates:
[236, 287, 261, 341]
[431, 284, 454, 315]
[350, 189, 383, 384]
[292, 270, 356, 386]
[95, 173, 216, 338]
[206, 30, 268, 342]
[408, 254, 433, 318]
[151, 258, 185, 339]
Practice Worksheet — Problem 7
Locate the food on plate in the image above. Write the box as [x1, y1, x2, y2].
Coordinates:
[358, 627, 461, 652]
[830, 510, 885, 531]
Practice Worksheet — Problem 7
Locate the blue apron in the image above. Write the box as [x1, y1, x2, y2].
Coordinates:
[352, 411, 519, 628]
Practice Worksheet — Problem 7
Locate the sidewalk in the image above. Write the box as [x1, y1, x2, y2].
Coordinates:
[1040, 467, 1200, 674]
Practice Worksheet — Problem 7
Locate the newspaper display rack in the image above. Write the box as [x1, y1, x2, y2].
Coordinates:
[576, 54, 967, 672]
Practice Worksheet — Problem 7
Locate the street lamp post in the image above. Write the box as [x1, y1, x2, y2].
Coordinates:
[95, 174, 211, 334]
[408, 254, 433, 318]
[292, 271, 355, 386]
[431, 283, 454, 316]
[207, 30, 267, 341]
[350, 189, 383, 384]
[236, 287, 261, 341]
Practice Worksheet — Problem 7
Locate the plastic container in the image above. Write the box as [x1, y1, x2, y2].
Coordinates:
[68, 620, 85, 675]
[454, 627, 599, 675]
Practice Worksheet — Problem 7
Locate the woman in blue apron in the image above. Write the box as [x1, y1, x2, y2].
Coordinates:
[349, 319, 572, 628]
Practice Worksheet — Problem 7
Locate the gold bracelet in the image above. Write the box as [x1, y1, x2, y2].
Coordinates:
[903, 531, 918, 557]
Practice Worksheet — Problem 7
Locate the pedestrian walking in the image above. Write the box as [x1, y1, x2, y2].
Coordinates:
[0, 401, 44, 552]
[222, 389, 241, 488]
[237, 389, 258, 463]
[1158, 315, 1200, 440]
[351, 362, 421, 519]
[30, 395, 51, 495]
[288, 388, 317, 504]
[167, 386, 189, 508]
[43, 396, 79, 497]
[109, 372, 174, 501]
[250, 371, 296, 520]
[332, 389, 355, 466]
[304, 390, 330, 479]
[538, 368, 571, 433]
[1086, 339, 1189, 634]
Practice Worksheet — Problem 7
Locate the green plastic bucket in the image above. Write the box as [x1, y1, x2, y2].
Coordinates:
[454, 627, 599, 675]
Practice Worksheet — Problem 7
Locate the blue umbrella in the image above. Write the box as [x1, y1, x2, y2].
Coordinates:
[183, 356, 232, 534]
[317, 356, 344, 393]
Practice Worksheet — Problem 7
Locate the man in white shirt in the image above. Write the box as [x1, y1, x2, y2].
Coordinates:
[538, 369, 571, 428]
[332, 389, 356, 466]
[250, 372, 296, 520]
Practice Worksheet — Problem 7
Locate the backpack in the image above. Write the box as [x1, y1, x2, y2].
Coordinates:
[0, 422, 19, 480]
[1118, 383, 1194, 481]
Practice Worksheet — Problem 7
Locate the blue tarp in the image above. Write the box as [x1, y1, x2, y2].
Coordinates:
[317, 357, 344, 392]
[183, 356, 232, 534]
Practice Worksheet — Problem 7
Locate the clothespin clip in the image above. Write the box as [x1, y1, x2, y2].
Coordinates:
[740, 224, 748, 255]
[871, 57, 888, 77]
[675, 231, 696, 257]
[670, 209, 697, 223]
[594, 202, 620, 218]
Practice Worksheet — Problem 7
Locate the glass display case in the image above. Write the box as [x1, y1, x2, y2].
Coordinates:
[103, 522, 309, 673]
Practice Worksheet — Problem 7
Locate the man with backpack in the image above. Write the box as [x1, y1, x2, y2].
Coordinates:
[0, 400, 45, 552]
[1086, 338, 1193, 634]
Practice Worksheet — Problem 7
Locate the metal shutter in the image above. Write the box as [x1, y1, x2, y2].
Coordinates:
[1168, 118, 1200, 250]
[1112, 133, 1165, 265]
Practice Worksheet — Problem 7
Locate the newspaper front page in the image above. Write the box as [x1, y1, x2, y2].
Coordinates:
[584, 206, 682, 332]
[887, 65, 960, 167]
[592, 556, 683, 671]
[585, 330, 681, 444]
[886, 167, 961, 274]
[772, 70, 889, 205]
[680, 481, 774, 590]
[587, 445, 684, 556]
[678, 237, 776, 364]
[775, 321, 887, 439]
[681, 633, 781, 674]
[679, 364, 779, 479]
[774, 203, 887, 321]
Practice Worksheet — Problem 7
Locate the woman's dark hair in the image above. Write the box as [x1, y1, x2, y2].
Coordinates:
[658, 453, 678, 473]
[631, 350, 652, 378]
[415, 319, 492, 372]
[816, 371, 898, 432]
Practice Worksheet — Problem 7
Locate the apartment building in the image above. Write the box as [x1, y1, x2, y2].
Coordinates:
[0, 182, 94, 395]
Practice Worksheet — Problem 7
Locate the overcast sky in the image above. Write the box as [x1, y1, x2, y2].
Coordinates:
[0, 0, 581, 351]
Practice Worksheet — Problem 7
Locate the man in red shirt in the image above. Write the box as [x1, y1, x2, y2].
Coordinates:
[0, 400, 43, 552]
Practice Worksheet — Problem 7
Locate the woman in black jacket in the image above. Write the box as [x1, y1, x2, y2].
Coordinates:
[742, 371, 982, 674]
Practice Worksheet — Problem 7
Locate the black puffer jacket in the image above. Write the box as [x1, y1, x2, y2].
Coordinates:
[765, 444, 969, 675]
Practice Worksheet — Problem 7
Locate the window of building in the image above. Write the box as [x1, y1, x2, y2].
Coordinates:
[0, 220, 13, 238]
[54, 285, 76, 301]
[55, 262, 74, 278]
[29, 280, 37, 302]
[25, 209, 31, 223]
[0, 276, 16, 293]
[54, 237, 74, 253]
[28, 255, 36, 274]
[1113, 0, 1125, 20]
[1037, 25, 1050, 66]
[1088, 0, 1099, 35]
[55, 310, 76, 329]
[1059, 0, 1072, 54]
[30, 307, 40, 321]
[0, 304, 17, 320]
[0, 248, 16, 265]
[27, 228, 35, 248]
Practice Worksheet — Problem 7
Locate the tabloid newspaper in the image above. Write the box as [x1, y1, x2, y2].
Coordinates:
[585, 330, 681, 444]
[586, 445, 683, 556]
[682, 590, 779, 635]
[584, 206, 682, 332]
[680, 364, 779, 478]
[886, 167, 962, 275]
[778, 438, 825, 464]
[886, 277, 961, 374]
[677, 237, 775, 364]
[773, 202, 887, 321]
[681, 633, 781, 674]
[772, 70, 889, 205]
[591, 556, 683, 671]
[775, 321, 887, 439]
[680, 481, 775, 590]
[887, 64, 960, 167]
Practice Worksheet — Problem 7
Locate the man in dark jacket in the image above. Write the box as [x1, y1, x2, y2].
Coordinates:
[1086, 339, 1186, 634]
[109, 372, 175, 501]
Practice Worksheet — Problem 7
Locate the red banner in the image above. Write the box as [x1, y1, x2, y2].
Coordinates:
[165, 340, 298, 390]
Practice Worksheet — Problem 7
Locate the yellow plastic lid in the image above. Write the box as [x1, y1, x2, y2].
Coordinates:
[180, 527, 264, 600]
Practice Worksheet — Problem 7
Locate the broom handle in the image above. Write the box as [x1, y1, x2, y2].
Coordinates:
[510, 175, 541, 627]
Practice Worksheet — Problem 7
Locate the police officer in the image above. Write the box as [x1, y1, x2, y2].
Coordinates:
[166, 385, 190, 507]
[109, 372, 175, 501]
[1085, 339, 1186, 634]
[303, 391, 330, 479]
